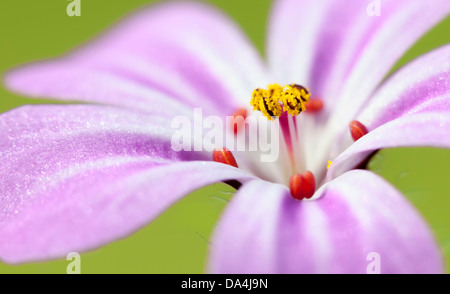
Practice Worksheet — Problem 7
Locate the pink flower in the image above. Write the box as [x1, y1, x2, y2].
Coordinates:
[1, 0, 450, 273]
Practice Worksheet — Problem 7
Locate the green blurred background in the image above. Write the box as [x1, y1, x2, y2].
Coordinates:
[0, 0, 449, 273]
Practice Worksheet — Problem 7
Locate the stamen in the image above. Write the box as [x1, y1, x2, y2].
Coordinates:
[289, 171, 316, 200]
[304, 98, 324, 113]
[230, 108, 247, 134]
[349, 120, 368, 141]
[249, 84, 310, 120]
[250, 84, 283, 120]
[327, 160, 332, 170]
[213, 147, 238, 168]
[281, 84, 310, 116]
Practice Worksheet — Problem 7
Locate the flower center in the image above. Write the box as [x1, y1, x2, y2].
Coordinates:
[250, 84, 319, 200]
[212, 84, 326, 200]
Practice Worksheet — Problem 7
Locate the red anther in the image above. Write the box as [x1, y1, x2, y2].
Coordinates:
[289, 171, 316, 200]
[230, 108, 247, 134]
[349, 120, 368, 141]
[304, 98, 324, 113]
[213, 147, 238, 168]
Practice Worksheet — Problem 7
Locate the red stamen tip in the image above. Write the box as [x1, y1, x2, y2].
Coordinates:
[289, 171, 316, 200]
[213, 147, 238, 168]
[349, 120, 368, 141]
[305, 98, 323, 113]
[231, 108, 247, 134]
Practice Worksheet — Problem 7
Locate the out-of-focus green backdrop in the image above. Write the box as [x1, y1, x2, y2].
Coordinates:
[0, 0, 449, 273]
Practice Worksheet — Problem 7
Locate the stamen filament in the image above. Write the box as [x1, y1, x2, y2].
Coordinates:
[279, 112, 297, 173]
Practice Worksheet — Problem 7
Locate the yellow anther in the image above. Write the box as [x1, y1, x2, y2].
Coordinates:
[281, 84, 310, 116]
[250, 85, 283, 120]
[327, 160, 332, 169]
[268, 83, 283, 98]
[250, 84, 311, 120]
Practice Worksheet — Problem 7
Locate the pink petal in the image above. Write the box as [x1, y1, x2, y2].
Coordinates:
[328, 111, 450, 180]
[0, 105, 255, 263]
[5, 2, 270, 116]
[328, 45, 450, 167]
[268, 0, 450, 119]
[208, 171, 443, 273]
[360, 44, 450, 128]
[6, 64, 198, 117]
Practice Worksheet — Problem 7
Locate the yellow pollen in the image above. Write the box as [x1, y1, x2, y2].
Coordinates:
[250, 84, 311, 120]
[327, 160, 332, 169]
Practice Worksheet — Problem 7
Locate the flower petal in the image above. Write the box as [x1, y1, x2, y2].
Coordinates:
[0, 104, 205, 167]
[0, 161, 253, 264]
[4, 2, 269, 116]
[328, 112, 450, 180]
[0, 105, 255, 263]
[325, 45, 450, 172]
[268, 0, 450, 115]
[208, 171, 443, 273]
[360, 44, 450, 128]
[6, 65, 199, 117]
